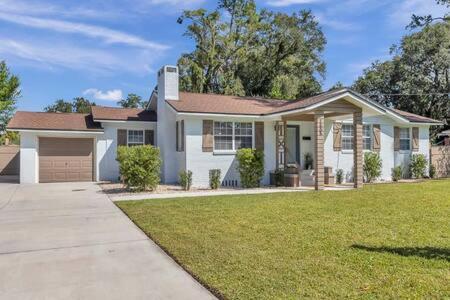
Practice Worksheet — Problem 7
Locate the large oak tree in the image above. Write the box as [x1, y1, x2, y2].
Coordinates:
[177, 0, 326, 100]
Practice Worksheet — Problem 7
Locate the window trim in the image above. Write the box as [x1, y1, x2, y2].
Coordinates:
[363, 124, 372, 151]
[213, 121, 254, 153]
[127, 129, 144, 146]
[340, 123, 373, 153]
[399, 127, 411, 151]
[341, 123, 354, 152]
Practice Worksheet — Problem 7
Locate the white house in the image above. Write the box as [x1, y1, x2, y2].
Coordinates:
[7, 65, 442, 190]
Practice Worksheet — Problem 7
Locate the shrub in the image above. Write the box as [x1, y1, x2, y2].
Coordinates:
[336, 169, 344, 184]
[363, 152, 382, 183]
[116, 145, 161, 191]
[236, 148, 265, 188]
[179, 170, 193, 191]
[410, 154, 427, 179]
[429, 164, 436, 179]
[392, 165, 403, 182]
[209, 169, 221, 189]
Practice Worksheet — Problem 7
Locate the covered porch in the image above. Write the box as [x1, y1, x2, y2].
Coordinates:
[271, 97, 380, 191]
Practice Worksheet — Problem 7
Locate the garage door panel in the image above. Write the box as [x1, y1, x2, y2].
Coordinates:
[39, 138, 93, 183]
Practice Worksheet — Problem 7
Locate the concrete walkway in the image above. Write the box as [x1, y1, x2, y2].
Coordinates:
[108, 185, 353, 202]
[0, 182, 216, 300]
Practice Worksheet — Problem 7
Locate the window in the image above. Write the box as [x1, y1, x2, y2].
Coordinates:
[342, 124, 354, 150]
[214, 122, 233, 150]
[127, 130, 144, 146]
[234, 122, 253, 149]
[363, 125, 372, 150]
[213, 121, 253, 151]
[399, 128, 410, 150]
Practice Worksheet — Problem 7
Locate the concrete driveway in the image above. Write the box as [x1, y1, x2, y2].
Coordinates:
[0, 181, 216, 300]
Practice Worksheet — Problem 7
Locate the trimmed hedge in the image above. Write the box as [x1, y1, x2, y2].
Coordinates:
[116, 145, 161, 191]
[236, 148, 264, 188]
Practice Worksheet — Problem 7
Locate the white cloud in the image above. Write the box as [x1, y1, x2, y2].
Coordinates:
[0, 0, 120, 19]
[83, 89, 123, 101]
[0, 37, 159, 75]
[266, 0, 324, 6]
[389, 0, 449, 27]
[315, 13, 360, 31]
[0, 12, 169, 50]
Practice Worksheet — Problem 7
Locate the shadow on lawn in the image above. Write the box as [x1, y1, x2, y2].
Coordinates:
[351, 245, 450, 262]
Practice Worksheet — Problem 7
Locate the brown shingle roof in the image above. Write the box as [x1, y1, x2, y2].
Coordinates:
[390, 108, 441, 124]
[167, 92, 288, 115]
[91, 106, 157, 122]
[7, 111, 103, 132]
[167, 89, 441, 124]
[167, 89, 384, 116]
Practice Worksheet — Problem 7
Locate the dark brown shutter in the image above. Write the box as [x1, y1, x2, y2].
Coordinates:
[333, 122, 342, 151]
[373, 124, 381, 152]
[145, 130, 154, 145]
[255, 122, 264, 150]
[117, 129, 127, 146]
[176, 121, 179, 151]
[202, 120, 213, 152]
[180, 120, 185, 152]
[412, 127, 419, 151]
[394, 126, 400, 151]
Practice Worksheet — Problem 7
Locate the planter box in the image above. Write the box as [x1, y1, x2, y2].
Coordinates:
[284, 173, 299, 187]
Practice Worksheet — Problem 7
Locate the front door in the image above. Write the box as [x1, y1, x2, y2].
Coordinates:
[286, 125, 300, 166]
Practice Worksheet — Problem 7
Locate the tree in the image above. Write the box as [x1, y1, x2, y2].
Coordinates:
[44, 97, 96, 113]
[44, 99, 73, 113]
[408, 0, 449, 28]
[177, 0, 326, 100]
[353, 22, 450, 137]
[328, 81, 345, 91]
[73, 97, 95, 113]
[117, 93, 143, 108]
[0, 61, 20, 132]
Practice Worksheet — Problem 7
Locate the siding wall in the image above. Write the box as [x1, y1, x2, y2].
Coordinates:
[96, 122, 157, 181]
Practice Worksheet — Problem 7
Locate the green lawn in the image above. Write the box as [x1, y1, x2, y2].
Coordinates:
[117, 180, 450, 299]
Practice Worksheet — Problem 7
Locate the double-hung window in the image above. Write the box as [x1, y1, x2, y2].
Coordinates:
[341, 124, 354, 150]
[399, 128, 410, 150]
[214, 122, 233, 150]
[213, 122, 253, 151]
[127, 130, 144, 146]
[234, 122, 253, 149]
[363, 125, 372, 150]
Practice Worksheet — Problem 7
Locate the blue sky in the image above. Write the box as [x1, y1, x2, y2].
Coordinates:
[0, 0, 447, 111]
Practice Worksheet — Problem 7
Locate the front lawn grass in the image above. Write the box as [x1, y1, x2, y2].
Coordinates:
[117, 180, 450, 299]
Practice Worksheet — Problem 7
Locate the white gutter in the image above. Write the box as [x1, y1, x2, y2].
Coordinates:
[7, 129, 104, 134]
[94, 119, 156, 124]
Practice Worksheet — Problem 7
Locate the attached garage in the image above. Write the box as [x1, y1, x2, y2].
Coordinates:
[39, 138, 94, 183]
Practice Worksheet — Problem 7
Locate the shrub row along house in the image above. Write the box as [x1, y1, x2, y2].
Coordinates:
[7, 65, 441, 190]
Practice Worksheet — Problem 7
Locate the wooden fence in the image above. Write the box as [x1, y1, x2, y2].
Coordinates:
[0, 145, 20, 175]
[430, 146, 450, 178]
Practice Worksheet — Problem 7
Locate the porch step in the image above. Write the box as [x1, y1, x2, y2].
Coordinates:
[300, 169, 315, 186]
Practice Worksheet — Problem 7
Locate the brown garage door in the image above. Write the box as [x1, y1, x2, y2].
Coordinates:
[39, 138, 94, 183]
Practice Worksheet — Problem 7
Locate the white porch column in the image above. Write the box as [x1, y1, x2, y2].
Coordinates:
[314, 112, 324, 190]
[353, 110, 363, 188]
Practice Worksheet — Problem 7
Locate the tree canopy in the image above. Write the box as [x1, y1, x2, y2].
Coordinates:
[408, 0, 449, 28]
[177, 0, 326, 100]
[44, 97, 96, 113]
[353, 21, 450, 136]
[0, 61, 20, 132]
[117, 93, 144, 108]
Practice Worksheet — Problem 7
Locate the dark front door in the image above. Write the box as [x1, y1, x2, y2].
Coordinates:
[286, 125, 300, 166]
